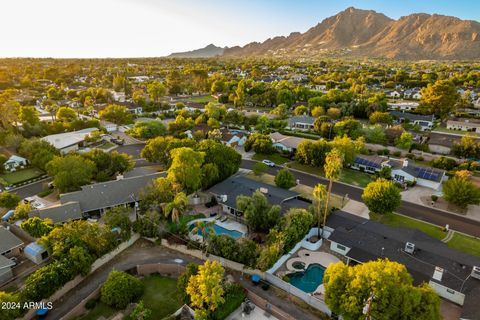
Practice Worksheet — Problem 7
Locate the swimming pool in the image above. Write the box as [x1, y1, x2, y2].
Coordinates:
[190, 223, 243, 239]
[287, 263, 325, 293]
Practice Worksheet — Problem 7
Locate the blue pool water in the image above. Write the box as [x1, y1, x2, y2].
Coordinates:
[190, 222, 243, 239]
[287, 264, 325, 293]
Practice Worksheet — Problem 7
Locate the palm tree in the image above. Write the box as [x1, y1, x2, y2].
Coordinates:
[162, 192, 188, 223]
[313, 184, 327, 239]
[322, 148, 344, 237]
[192, 220, 215, 250]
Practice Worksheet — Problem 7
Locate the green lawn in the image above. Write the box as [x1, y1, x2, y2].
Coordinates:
[432, 127, 480, 137]
[98, 142, 115, 150]
[187, 95, 216, 104]
[0, 168, 45, 185]
[370, 212, 446, 240]
[80, 275, 182, 320]
[288, 162, 372, 187]
[447, 233, 480, 258]
[137, 275, 182, 319]
[252, 153, 290, 165]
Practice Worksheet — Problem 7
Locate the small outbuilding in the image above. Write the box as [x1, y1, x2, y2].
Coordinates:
[24, 242, 49, 264]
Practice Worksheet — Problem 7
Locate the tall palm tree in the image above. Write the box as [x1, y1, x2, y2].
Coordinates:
[322, 148, 344, 237]
[313, 183, 327, 239]
[162, 192, 188, 223]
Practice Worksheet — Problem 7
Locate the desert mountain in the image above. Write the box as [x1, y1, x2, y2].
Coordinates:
[223, 7, 480, 60]
[169, 44, 226, 58]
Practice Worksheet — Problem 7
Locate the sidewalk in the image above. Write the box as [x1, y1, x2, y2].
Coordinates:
[342, 200, 370, 219]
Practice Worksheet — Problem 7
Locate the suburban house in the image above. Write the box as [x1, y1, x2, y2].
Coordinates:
[220, 130, 248, 147]
[386, 90, 401, 98]
[286, 115, 316, 131]
[428, 132, 464, 155]
[0, 226, 24, 284]
[351, 154, 445, 190]
[3, 155, 28, 172]
[208, 176, 310, 217]
[270, 132, 316, 153]
[324, 211, 480, 319]
[446, 118, 480, 133]
[58, 172, 162, 215]
[29, 201, 83, 224]
[390, 111, 435, 131]
[388, 102, 419, 111]
[42, 128, 99, 154]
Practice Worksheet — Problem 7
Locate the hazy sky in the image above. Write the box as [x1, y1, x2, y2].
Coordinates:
[2, 0, 479, 58]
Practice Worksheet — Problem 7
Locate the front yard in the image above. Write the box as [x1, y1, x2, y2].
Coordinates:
[447, 233, 480, 258]
[0, 167, 45, 186]
[252, 153, 290, 165]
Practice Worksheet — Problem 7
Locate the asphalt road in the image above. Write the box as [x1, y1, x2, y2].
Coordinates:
[241, 159, 480, 237]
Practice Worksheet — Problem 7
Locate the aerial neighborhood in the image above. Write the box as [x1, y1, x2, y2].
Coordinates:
[1, 5, 480, 320]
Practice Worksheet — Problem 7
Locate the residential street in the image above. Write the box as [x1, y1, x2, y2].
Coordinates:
[241, 159, 480, 237]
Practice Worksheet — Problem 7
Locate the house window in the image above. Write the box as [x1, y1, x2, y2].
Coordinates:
[336, 244, 346, 251]
[394, 174, 404, 182]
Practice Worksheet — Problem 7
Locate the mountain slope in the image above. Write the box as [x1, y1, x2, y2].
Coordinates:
[169, 44, 225, 58]
[223, 7, 480, 60]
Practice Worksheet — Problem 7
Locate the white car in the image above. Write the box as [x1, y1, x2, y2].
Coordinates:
[262, 160, 275, 167]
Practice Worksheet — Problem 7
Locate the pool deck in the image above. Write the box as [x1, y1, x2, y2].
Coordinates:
[284, 249, 340, 296]
[188, 216, 248, 242]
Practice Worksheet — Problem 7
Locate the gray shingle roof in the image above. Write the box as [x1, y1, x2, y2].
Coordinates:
[0, 254, 15, 270]
[29, 201, 83, 223]
[60, 173, 162, 213]
[208, 176, 300, 211]
[0, 227, 23, 254]
[390, 111, 434, 123]
[287, 115, 316, 126]
[327, 211, 480, 294]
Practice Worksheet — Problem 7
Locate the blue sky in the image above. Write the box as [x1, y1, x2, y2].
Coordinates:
[1, 0, 479, 58]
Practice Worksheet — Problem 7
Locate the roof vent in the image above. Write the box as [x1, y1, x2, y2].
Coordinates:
[220, 195, 227, 203]
[471, 266, 480, 280]
[405, 242, 415, 254]
[433, 266, 444, 282]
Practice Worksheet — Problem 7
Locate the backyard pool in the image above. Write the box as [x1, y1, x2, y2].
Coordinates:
[287, 263, 325, 293]
[190, 223, 243, 239]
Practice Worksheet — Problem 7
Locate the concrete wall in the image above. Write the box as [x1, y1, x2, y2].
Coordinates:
[329, 241, 350, 256]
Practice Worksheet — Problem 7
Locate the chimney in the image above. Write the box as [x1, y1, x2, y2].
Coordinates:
[433, 266, 444, 282]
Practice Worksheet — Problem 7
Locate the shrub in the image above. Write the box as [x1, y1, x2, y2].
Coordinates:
[416, 156, 424, 162]
[274, 168, 296, 189]
[211, 284, 246, 320]
[393, 151, 402, 157]
[406, 153, 415, 159]
[100, 270, 144, 309]
[85, 299, 97, 310]
[431, 195, 438, 202]
[252, 162, 268, 176]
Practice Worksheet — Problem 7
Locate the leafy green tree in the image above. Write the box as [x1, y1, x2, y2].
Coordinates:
[130, 300, 152, 320]
[378, 166, 392, 180]
[326, 107, 341, 120]
[363, 125, 387, 144]
[56, 107, 77, 122]
[147, 81, 166, 103]
[0, 291, 22, 319]
[419, 80, 460, 118]
[276, 89, 295, 107]
[66, 245, 95, 276]
[236, 190, 281, 232]
[270, 104, 288, 119]
[274, 168, 296, 189]
[210, 80, 225, 95]
[141, 136, 196, 165]
[104, 207, 132, 240]
[207, 117, 220, 129]
[46, 154, 96, 192]
[21, 217, 54, 238]
[167, 147, 204, 194]
[333, 118, 362, 139]
[256, 241, 283, 271]
[205, 103, 227, 120]
[443, 176, 480, 209]
[19, 105, 40, 126]
[127, 121, 167, 139]
[99, 104, 133, 125]
[324, 260, 440, 320]
[0, 192, 20, 209]
[244, 133, 274, 154]
[362, 178, 401, 214]
[101, 270, 144, 309]
[133, 210, 161, 238]
[369, 111, 392, 124]
[186, 260, 225, 319]
[280, 208, 314, 250]
[201, 163, 220, 189]
[395, 132, 413, 150]
[139, 177, 176, 212]
[293, 105, 308, 116]
[329, 135, 364, 165]
[192, 220, 215, 248]
[178, 263, 199, 304]
[19, 138, 60, 170]
[13, 202, 32, 220]
[311, 106, 325, 117]
[112, 75, 126, 92]
[451, 135, 480, 159]
[295, 139, 331, 167]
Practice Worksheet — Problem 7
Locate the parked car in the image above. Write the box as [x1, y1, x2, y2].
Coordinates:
[111, 138, 124, 145]
[262, 159, 275, 167]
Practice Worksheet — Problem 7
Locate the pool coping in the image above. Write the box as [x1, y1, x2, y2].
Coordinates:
[187, 217, 248, 242]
